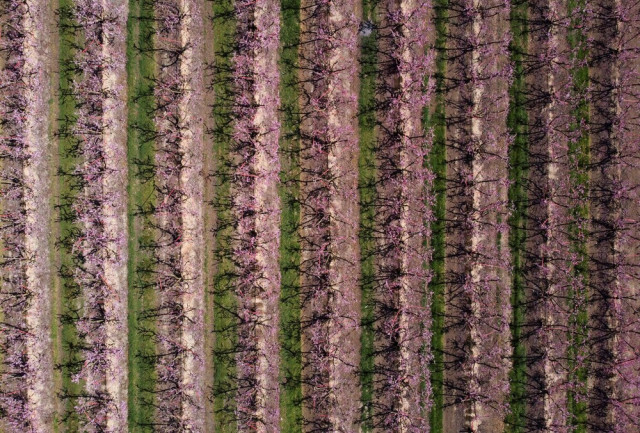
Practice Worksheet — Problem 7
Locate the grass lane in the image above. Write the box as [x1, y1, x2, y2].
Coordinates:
[506, 2, 528, 431]
[427, 1, 447, 430]
[212, 0, 237, 429]
[126, 0, 158, 430]
[278, 0, 303, 429]
[567, 0, 590, 429]
[56, 0, 81, 429]
[357, 0, 376, 429]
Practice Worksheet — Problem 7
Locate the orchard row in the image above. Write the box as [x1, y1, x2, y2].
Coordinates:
[0, 0, 638, 432]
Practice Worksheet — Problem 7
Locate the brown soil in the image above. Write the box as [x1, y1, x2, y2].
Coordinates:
[178, 0, 207, 429]
[100, 1, 131, 430]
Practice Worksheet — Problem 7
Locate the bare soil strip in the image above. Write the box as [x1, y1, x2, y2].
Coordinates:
[101, 1, 131, 430]
[178, 0, 206, 428]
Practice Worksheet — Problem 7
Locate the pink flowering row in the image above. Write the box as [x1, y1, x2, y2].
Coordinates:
[522, 1, 577, 429]
[442, 0, 513, 430]
[585, 0, 640, 430]
[150, 0, 206, 430]
[370, 0, 435, 430]
[515, 0, 640, 430]
[230, 0, 282, 430]
[0, 0, 54, 430]
[68, 0, 129, 430]
[298, 0, 362, 430]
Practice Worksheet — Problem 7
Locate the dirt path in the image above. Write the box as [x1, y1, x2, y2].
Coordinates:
[177, 0, 206, 428]
[100, 1, 131, 430]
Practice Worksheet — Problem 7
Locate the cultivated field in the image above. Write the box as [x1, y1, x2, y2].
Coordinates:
[0, 0, 638, 432]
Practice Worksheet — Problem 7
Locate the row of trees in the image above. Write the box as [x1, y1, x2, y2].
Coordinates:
[64, 0, 129, 430]
[509, 0, 640, 431]
[441, 1, 513, 431]
[145, 0, 206, 429]
[521, 0, 587, 429]
[1, 0, 639, 431]
[297, 0, 362, 430]
[367, 0, 434, 430]
[0, 0, 54, 431]
[230, 0, 282, 429]
[585, 1, 640, 430]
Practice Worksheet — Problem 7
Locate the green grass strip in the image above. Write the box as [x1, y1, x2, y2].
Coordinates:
[278, 0, 303, 430]
[567, 0, 590, 430]
[212, 1, 237, 429]
[506, 1, 529, 431]
[357, 0, 377, 430]
[126, 0, 157, 430]
[427, 1, 447, 431]
[56, 0, 81, 429]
